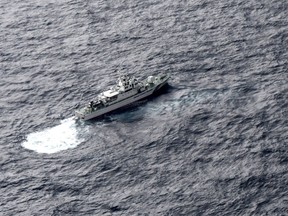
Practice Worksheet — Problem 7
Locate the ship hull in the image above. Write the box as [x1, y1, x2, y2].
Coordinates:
[75, 77, 168, 120]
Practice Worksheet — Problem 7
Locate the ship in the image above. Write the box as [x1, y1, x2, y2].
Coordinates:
[75, 73, 170, 120]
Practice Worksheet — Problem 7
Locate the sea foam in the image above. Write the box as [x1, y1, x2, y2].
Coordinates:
[22, 117, 87, 154]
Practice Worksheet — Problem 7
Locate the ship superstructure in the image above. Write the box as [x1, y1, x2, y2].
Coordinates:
[75, 73, 169, 120]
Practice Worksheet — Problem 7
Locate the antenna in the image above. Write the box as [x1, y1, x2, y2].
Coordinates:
[114, 68, 123, 77]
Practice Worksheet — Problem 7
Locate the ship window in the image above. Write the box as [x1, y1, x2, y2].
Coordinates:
[110, 95, 117, 100]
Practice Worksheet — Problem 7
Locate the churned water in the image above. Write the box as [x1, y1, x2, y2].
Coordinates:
[22, 117, 90, 154]
[1, 0, 287, 215]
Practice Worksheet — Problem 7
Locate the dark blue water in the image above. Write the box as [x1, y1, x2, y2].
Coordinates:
[1, 0, 287, 215]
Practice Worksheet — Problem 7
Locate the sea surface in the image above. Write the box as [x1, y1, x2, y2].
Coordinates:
[1, 0, 287, 215]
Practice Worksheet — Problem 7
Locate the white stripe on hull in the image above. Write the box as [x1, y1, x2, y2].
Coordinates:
[78, 79, 168, 120]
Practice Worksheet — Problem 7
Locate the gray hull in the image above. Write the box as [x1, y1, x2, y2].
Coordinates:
[75, 78, 168, 120]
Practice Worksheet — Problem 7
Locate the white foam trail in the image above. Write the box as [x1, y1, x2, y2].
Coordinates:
[22, 117, 87, 154]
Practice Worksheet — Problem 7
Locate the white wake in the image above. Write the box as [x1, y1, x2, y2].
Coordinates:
[22, 117, 87, 154]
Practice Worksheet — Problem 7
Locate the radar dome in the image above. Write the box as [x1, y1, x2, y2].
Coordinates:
[147, 76, 155, 83]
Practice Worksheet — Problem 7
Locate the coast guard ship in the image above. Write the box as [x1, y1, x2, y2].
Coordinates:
[75, 73, 170, 120]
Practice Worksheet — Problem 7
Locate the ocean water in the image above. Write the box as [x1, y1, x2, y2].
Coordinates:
[1, 0, 287, 215]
